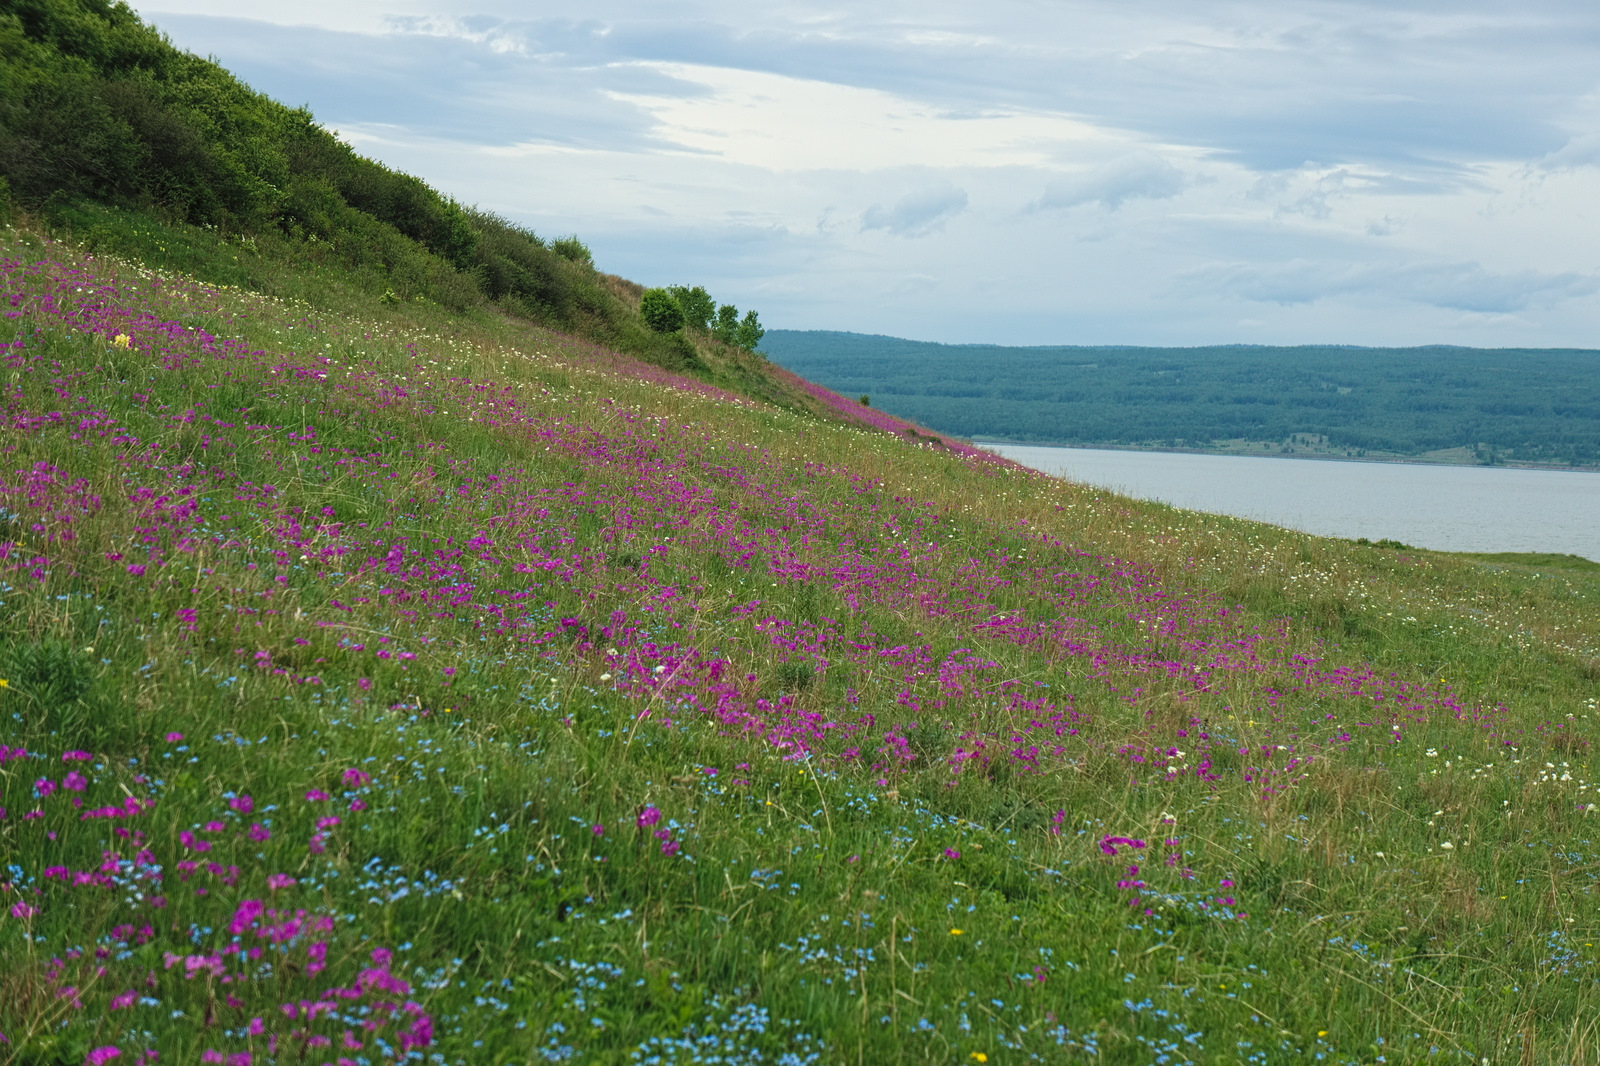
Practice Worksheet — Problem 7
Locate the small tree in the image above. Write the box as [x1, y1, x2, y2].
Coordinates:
[713, 303, 739, 345]
[639, 288, 685, 333]
[735, 310, 764, 352]
[667, 285, 715, 332]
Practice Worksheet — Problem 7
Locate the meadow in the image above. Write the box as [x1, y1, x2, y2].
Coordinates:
[3, 224, 1600, 1065]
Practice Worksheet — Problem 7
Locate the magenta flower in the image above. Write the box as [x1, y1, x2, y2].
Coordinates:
[660, 840, 680, 856]
[304, 789, 330, 802]
[228, 795, 254, 814]
[266, 873, 296, 890]
[10, 900, 38, 919]
[1098, 836, 1147, 856]
[163, 732, 183, 743]
[636, 806, 662, 828]
[342, 768, 370, 787]
[62, 750, 92, 762]
[85, 1048, 121, 1065]
[592, 823, 604, 836]
[63, 771, 88, 792]
[942, 848, 961, 861]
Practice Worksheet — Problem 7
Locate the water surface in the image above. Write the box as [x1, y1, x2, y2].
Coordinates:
[989, 444, 1600, 560]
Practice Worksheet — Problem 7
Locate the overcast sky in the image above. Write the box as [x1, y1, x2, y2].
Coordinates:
[135, 1, 1600, 347]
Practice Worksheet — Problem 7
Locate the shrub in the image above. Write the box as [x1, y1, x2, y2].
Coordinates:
[640, 288, 685, 333]
[551, 234, 591, 264]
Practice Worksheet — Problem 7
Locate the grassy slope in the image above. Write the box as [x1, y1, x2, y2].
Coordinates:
[1, 225, 1599, 1066]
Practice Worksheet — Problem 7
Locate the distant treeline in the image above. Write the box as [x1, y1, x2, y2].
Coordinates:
[763, 331, 1600, 465]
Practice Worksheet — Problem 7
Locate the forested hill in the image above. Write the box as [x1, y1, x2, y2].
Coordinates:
[763, 330, 1600, 467]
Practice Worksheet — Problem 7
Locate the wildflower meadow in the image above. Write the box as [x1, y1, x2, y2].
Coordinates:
[3, 227, 1600, 1064]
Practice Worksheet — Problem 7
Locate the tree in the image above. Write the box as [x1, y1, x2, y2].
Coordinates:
[666, 285, 715, 332]
[713, 303, 739, 345]
[639, 288, 684, 333]
[735, 309, 764, 352]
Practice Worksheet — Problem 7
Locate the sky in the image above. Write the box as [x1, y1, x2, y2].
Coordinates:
[134, 0, 1600, 348]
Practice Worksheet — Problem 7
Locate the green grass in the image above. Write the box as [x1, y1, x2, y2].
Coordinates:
[2, 225, 1599, 1065]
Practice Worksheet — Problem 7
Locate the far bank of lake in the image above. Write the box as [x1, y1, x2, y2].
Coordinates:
[988, 443, 1600, 561]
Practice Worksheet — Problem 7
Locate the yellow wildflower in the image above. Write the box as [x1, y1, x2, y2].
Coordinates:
[112, 334, 131, 348]
[949, 928, 963, 936]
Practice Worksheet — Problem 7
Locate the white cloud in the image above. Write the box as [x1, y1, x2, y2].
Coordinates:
[603, 62, 1125, 172]
[1186, 258, 1600, 313]
[1537, 133, 1600, 171]
[1033, 153, 1189, 211]
[384, 15, 529, 54]
[861, 184, 968, 236]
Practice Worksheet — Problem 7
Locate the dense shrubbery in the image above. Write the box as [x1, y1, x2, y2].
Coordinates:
[0, 0, 469, 251]
[0, 0, 770, 376]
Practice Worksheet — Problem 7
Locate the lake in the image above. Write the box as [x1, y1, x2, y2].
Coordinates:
[986, 444, 1600, 560]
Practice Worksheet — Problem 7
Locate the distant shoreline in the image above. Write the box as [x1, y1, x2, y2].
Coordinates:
[765, 331, 1600, 471]
[974, 439, 1600, 474]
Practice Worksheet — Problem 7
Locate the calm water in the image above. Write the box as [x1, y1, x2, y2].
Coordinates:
[988, 444, 1600, 560]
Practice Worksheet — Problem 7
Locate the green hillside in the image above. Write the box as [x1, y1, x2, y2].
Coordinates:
[4, 4, 1600, 1064]
[0, 0, 803, 393]
[764, 330, 1600, 467]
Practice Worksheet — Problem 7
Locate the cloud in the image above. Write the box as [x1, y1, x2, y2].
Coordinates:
[383, 15, 529, 55]
[604, 62, 1119, 173]
[1033, 154, 1187, 211]
[1189, 259, 1600, 313]
[861, 184, 969, 237]
[1537, 133, 1600, 171]
[131, 2, 1600, 346]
